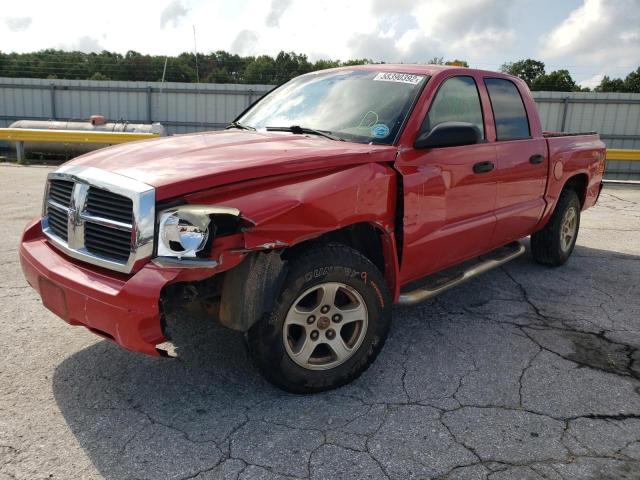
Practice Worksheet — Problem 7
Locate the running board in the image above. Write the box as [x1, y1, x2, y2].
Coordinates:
[398, 242, 526, 306]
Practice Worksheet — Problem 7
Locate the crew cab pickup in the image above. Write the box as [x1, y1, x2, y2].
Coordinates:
[20, 65, 605, 393]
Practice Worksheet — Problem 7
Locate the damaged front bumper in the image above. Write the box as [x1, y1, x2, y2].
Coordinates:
[19, 219, 233, 356]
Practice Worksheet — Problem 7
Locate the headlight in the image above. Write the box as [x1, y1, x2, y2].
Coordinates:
[159, 211, 209, 257]
[157, 205, 240, 258]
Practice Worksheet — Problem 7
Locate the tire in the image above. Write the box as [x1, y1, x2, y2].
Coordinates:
[531, 189, 581, 266]
[247, 244, 392, 393]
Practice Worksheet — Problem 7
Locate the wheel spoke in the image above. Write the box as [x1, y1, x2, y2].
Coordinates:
[293, 336, 317, 365]
[338, 304, 367, 324]
[319, 283, 340, 308]
[327, 337, 352, 363]
[286, 308, 312, 327]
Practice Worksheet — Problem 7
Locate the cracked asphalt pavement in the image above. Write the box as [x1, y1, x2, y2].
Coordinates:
[1, 164, 640, 480]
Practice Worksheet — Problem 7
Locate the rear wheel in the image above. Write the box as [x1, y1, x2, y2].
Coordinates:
[247, 244, 391, 393]
[531, 189, 581, 266]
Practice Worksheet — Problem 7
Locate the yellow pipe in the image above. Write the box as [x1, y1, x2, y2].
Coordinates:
[606, 149, 640, 161]
[0, 128, 158, 144]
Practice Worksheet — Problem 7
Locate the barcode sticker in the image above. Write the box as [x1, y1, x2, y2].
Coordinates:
[373, 72, 424, 85]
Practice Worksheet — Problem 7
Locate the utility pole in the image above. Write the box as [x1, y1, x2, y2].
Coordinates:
[193, 25, 202, 128]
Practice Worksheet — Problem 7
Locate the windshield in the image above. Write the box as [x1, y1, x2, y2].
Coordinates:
[238, 70, 428, 144]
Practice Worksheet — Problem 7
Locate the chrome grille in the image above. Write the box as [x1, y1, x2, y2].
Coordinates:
[49, 179, 74, 205]
[46, 203, 69, 241]
[85, 222, 132, 262]
[86, 188, 134, 224]
[41, 166, 155, 274]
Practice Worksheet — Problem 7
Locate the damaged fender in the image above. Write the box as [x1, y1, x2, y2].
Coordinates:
[218, 250, 287, 331]
[186, 162, 401, 319]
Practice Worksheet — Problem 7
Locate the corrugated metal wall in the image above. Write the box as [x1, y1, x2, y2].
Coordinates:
[531, 91, 640, 180]
[3, 78, 639, 142]
[0, 77, 273, 135]
[1, 78, 639, 179]
[532, 91, 640, 149]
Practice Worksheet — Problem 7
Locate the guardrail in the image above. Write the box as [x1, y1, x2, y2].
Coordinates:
[1, 128, 639, 173]
[606, 149, 640, 161]
[0, 128, 160, 163]
[604, 149, 640, 182]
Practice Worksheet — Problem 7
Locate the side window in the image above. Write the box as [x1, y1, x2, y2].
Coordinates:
[422, 76, 484, 138]
[484, 78, 530, 140]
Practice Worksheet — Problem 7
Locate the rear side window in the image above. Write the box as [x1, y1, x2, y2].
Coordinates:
[422, 76, 484, 138]
[484, 78, 530, 141]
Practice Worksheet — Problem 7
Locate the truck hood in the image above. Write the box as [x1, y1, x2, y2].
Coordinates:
[65, 130, 397, 200]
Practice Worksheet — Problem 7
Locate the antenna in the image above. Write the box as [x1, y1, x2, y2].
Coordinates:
[161, 56, 168, 83]
[193, 25, 200, 84]
[192, 25, 203, 128]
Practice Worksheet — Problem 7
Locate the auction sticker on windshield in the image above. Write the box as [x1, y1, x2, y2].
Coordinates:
[373, 72, 424, 85]
[371, 123, 390, 138]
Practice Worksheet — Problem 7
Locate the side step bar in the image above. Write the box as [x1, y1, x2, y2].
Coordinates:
[398, 242, 526, 306]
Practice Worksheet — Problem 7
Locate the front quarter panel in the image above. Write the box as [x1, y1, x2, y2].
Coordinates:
[186, 163, 397, 249]
[183, 162, 399, 298]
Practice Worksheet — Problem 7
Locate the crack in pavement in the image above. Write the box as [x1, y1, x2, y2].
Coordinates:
[3, 169, 640, 480]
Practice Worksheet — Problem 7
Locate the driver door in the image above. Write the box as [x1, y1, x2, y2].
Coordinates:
[395, 75, 498, 284]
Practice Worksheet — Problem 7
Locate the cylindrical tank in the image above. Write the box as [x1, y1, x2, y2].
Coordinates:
[9, 118, 167, 158]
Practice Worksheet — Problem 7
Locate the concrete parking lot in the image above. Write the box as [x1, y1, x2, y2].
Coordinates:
[1, 163, 639, 480]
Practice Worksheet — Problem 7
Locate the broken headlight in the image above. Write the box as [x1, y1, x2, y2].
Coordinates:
[157, 205, 240, 258]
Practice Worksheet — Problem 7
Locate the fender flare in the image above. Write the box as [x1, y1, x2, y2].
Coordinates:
[218, 250, 287, 332]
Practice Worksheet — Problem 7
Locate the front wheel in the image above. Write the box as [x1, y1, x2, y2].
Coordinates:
[247, 244, 392, 393]
[531, 189, 581, 266]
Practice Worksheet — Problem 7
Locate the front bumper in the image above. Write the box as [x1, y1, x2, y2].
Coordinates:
[19, 219, 215, 356]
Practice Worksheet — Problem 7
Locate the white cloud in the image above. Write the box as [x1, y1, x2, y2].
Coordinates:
[579, 73, 605, 90]
[347, 0, 518, 63]
[540, 0, 640, 67]
[265, 0, 292, 27]
[61, 36, 104, 53]
[160, 0, 189, 29]
[231, 30, 259, 56]
[5, 16, 32, 32]
[0, 0, 635, 85]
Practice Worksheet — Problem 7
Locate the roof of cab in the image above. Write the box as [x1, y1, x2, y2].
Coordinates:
[342, 64, 457, 75]
[314, 63, 519, 81]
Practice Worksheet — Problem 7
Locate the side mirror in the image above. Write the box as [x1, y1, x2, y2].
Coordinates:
[414, 121, 482, 149]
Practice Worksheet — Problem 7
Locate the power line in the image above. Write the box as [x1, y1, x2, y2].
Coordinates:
[2, 55, 635, 72]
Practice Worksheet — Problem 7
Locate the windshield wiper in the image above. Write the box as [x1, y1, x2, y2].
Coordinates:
[226, 121, 256, 131]
[266, 125, 344, 141]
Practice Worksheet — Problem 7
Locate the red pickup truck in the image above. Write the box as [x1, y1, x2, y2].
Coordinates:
[20, 65, 605, 393]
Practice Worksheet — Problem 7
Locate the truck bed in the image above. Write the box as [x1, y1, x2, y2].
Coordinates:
[545, 132, 604, 154]
[542, 131, 606, 215]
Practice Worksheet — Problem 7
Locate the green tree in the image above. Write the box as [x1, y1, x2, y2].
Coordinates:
[244, 55, 276, 84]
[340, 58, 372, 66]
[445, 59, 469, 67]
[312, 59, 342, 70]
[89, 72, 110, 80]
[595, 76, 627, 92]
[272, 51, 313, 83]
[531, 69, 579, 92]
[624, 67, 640, 93]
[501, 59, 546, 87]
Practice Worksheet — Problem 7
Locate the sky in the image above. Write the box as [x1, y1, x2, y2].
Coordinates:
[1, 0, 639, 88]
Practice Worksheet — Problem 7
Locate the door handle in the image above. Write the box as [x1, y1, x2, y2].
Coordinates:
[473, 161, 494, 174]
[529, 154, 545, 164]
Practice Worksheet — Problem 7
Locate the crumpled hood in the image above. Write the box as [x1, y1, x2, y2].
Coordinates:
[65, 130, 396, 200]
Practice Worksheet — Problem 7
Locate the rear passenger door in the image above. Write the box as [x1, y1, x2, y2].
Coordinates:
[484, 78, 548, 244]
